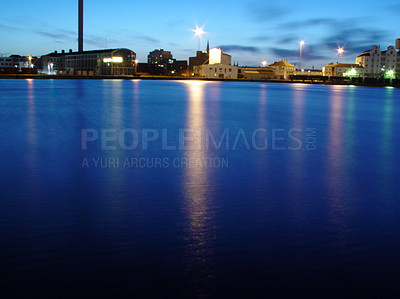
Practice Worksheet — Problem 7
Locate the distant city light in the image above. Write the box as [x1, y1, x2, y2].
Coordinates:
[386, 70, 395, 79]
[344, 68, 358, 77]
[193, 25, 206, 51]
[337, 46, 345, 63]
[193, 25, 205, 38]
[103, 57, 123, 63]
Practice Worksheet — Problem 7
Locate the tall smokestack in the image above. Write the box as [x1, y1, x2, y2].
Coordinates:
[78, 0, 83, 52]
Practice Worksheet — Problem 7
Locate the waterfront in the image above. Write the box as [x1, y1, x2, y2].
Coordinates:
[1, 79, 400, 297]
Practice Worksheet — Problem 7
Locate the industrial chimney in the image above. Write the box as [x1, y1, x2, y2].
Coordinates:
[78, 0, 83, 52]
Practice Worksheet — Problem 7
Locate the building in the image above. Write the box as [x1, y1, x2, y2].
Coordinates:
[0, 55, 37, 74]
[194, 64, 238, 79]
[41, 48, 137, 75]
[138, 60, 188, 76]
[356, 40, 400, 78]
[269, 60, 296, 79]
[142, 49, 188, 76]
[322, 63, 364, 78]
[39, 0, 138, 76]
[39, 1, 136, 76]
[172, 60, 189, 76]
[189, 51, 209, 73]
[0, 57, 13, 68]
[209, 48, 231, 65]
[193, 47, 238, 79]
[238, 67, 276, 80]
[295, 69, 323, 76]
[189, 41, 210, 74]
[148, 49, 173, 64]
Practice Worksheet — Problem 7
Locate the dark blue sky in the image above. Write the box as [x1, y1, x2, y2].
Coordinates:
[0, 0, 399, 68]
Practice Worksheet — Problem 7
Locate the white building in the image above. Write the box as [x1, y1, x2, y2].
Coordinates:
[195, 64, 238, 79]
[356, 39, 400, 78]
[209, 48, 231, 65]
[323, 63, 364, 77]
[195, 48, 238, 79]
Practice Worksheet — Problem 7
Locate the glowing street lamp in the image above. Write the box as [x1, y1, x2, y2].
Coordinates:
[28, 56, 33, 68]
[134, 59, 139, 75]
[193, 25, 206, 51]
[337, 47, 344, 63]
[262, 60, 267, 67]
[299, 40, 305, 71]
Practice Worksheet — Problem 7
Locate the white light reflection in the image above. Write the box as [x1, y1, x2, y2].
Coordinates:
[26, 79, 37, 174]
[182, 81, 216, 288]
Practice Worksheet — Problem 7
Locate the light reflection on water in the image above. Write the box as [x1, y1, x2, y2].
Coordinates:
[0, 80, 400, 297]
[182, 81, 217, 290]
[26, 79, 36, 173]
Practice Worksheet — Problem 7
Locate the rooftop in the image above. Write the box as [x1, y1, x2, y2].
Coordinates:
[44, 48, 132, 57]
[269, 60, 295, 68]
[324, 63, 362, 68]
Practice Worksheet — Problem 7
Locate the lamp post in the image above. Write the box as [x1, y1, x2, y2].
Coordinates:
[299, 40, 305, 71]
[193, 26, 205, 51]
[135, 59, 139, 76]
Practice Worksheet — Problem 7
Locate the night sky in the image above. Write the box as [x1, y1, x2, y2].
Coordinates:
[0, 0, 399, 68]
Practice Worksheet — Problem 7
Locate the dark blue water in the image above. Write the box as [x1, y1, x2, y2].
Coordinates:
[1, 79, 400, 297]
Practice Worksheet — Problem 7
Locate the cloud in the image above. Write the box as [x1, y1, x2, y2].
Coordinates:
[0, 22, 18, 31]
[270, 45, 328, 61]
[165, 19, 185, 27]
[35, 30, 69, 39]
[131, 34, 159, 44]
[275, 36, 298, 44]
[85, 37, 107, 48]
[246, 3, 291, 22]
[277, 18, 337, 30]
[270, 16, 392, 57]
[385, 4, 400, 14]
[321, 26, 391, 54]
[217, 45, 260, 53]
[249, 35, 272, 42]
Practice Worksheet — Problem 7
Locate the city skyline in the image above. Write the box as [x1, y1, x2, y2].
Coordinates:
[0, 0, 399, 68]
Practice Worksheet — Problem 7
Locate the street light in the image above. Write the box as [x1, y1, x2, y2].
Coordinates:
[299, 40, 305, 71]
[193, 25, 206, 51]
[135, 59, 139, 76]
[337, 47, 344, 63]
[262, 60, 267, 67]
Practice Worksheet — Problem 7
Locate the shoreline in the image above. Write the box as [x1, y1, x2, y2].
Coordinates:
[0, 74, 398, 88]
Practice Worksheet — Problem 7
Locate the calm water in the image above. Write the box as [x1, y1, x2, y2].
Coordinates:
[1, 79, 400, 297]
